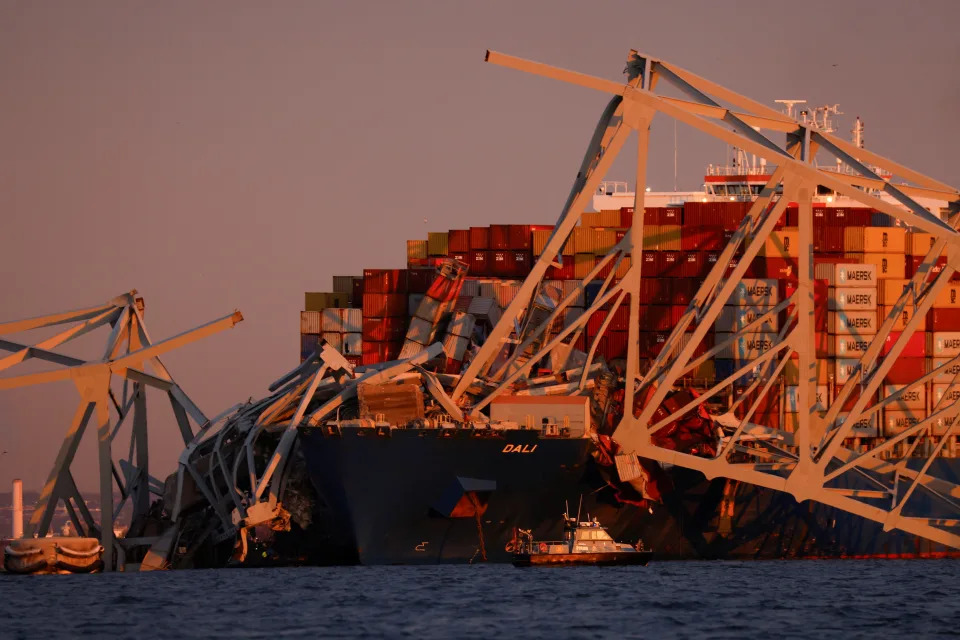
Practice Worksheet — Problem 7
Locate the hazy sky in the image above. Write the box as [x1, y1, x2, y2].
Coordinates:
[1, 0, 958, 494]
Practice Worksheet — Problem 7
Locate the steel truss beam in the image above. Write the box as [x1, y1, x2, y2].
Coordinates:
[0, 292, 243, 570]
[471, 49, 960, 549]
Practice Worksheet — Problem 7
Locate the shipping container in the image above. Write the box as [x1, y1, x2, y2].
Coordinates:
[883, 356, 927, 384]
[761, 229, 799, 258]
[715, 331, 779, 360]
[783, 385, 829, 413]
[361, 340, 403, 365]
[332, 275, 357, 295]
[882, 331, 928, 357]
[906, 232, 937, 256]
[883, 410, 926, 437]
[300, 311, 321, 335]
[508, 224, 532, 251]
[342, 333, 362, 356]
[828, 287, 876, 311]
[574, 253, 594, 280]
[304, 291, 350, 312]
[878, 304, 924, 332]
[406, 316, 435, 345]
[443, 333, 470, 361]
[930, 308, 960, 331]
[932, 383, 960, 408]
[321, 308, 344, 333]
[407, 240, 428, 261]
[827, 263, 877, 288]
[469, 250, 489, 277]
[715, 305, 779, 333]
[363, 269, 409, 294]
[828, 310, 877, 335]
[859, 252, 906, 280]
[932, 357, 960, 383]
[490, 224, 510, 250]
[362, 316, 408, 343]
[448, 229, 470, 252]
[931, 331, 960, 357]
[783, 358, 830, 385]
[532, 229, 552, 257]
[300, 333, 320, 361]
[322, 332, 342, 351]
[657, 225, 683, 251]
[561, 280, 586, 307]
[727, 278, 779, 307]
[831, 412, 879, 438]
[469, 226, 490, 250]
[883, 384, 927, 411]
[835, 334, 873, 358]
[363, 293, 407, 318]
[934, 283, 960, 308]
[448, 312, 476, 338]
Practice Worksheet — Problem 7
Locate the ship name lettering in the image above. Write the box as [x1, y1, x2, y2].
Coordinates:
[502, 444, 538, 454]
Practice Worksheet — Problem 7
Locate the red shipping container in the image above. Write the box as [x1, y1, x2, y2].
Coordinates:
[546, 259, 574, 280]
[449, 251, 469, 265]
[363, 293, 407, 318]
[407, 268, 435, 294]
[786, 206, 799, 227]
[678, 252, 705, 278]
[683, 202, 703, 226]
[763, 257, 799, 281]
[644, 207, 663, 225]
[602, 331, 630, 360]
[670, 304, 697, 330]
[595, 254, 613, 280]
[672, 278, 698, 305]
[448, 229, 470, 252]
[642, 306, 673, 331]
[510, 250, 532, 277]
[363, 269, 408, 294]
[490, 250, 511, 277]
[733, 382, 782, 418]
[930, 308, 960, 331]
[361, 340, 403, 365]
[882, 331, 927, 357]
[620, 207, 634, 228]
[362, 317, 407, 342]
[639, 279, 672, 304]
[490, 224, 510, 250]
[586, 309, 608, 337]
[906, 256, 957, 281]
[721, 201, 750, 231]
[640, 251, 659, 276]
[661, 207, 682, 225]
[469, 250, 490, 276]
[658, 251, 682, 277]
[508, 224, 532, 251]
[469, 226, 490, 250]
[615, 229, 627, 243]
[444, 357, 463, 374]
[681, 226, 725, 252]
[784, 279, 828, 331]
[882, 356, 926, 384]
[832, 387, 877, 412]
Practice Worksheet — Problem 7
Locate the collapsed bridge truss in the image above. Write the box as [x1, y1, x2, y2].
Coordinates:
[454, 49, 960, 549]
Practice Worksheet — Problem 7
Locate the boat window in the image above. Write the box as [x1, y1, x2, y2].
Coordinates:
[714, 185, 727, 196]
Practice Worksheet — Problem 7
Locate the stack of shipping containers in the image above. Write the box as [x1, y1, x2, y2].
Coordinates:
[299, 200, 958, 457]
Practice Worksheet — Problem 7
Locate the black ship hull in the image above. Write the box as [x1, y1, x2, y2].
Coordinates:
[298, 427, 960, 563]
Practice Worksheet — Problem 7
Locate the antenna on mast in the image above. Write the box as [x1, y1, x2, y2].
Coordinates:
[775, 99, 806, 119]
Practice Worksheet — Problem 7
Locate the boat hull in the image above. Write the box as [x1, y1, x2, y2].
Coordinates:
[513, 550, 653, 567]
[297, 427, 960, 564]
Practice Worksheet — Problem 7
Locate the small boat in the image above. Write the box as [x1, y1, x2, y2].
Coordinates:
[512, 509, 653, 567]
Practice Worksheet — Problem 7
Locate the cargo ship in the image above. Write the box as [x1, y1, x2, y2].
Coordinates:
[267, 89, 960, 565]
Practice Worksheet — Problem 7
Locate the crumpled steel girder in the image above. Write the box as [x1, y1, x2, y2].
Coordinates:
[462, 49, 960, 549]
[0, 291, 243, 570]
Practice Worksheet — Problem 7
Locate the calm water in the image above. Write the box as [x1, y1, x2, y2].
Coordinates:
[0, 561, 956, 638]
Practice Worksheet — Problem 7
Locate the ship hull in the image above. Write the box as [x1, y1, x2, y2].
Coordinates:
[298, 427, 960, 563]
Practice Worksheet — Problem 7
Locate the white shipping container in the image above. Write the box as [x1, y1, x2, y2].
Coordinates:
[715, 332, 779, 360]
[833, 412, 879, 438]
[932, 414, 958, 437]
[342, 308, 363, 334]
[835, 334, 873, 357]
[467, 297, 502, 327]
[834, 358, 861, 384]
[828, 287, 877, 311]
[932, 357, 960, 383]
[832, 263, 877, 288]
[728, 279, 778, 307]
[562, 280, 586, 307]
[828, 310, 878, 335]
[715, 305, 778, 333]
[443, 333, 470, 361]
[883, 409, 926, 437]
[321, 308, 344, 333]
[300, 311, 321, 335]
[883, 384, 926, 411]
[415, 296, 444, 322]
[448, 312, 476, 338]
[406, 316, 435, 344]
[784, 385, 830, 413]
[322, 332, 342, 351]
[932, 331, 960, 357]
[932, 383, 960, 408]
[408, 294, 425, 317]
[399, 341, 425, 360]
[342, 333, 362, 355]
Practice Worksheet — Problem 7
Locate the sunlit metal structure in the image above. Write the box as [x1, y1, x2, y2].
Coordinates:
[454, 49, 960, 549]
[0, 291, 242, 570]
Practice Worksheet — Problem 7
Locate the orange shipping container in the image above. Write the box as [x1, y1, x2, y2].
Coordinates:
[762, 229, 799, 259]
[593, 228, 617, 255]
[855, 252, 906, 279]
[642, 225, 659, 251]
[574, 253, 595, 279]
[571, 227, 595, 254]
[906, 232, 937, 256]
[532, 229, 552, 257]
[934, 283, 960, 308]
[598, 209, 621, 227]
[657, 225, 682, 251]
[878, 279, 910, 305]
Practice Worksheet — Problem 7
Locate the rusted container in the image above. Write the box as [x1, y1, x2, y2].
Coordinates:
[469, 226, 490, 250]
